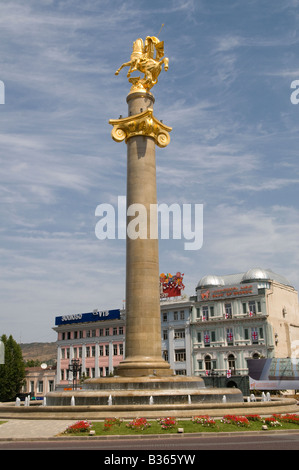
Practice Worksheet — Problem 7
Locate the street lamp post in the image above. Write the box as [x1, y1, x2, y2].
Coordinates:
[68, 359, 81, 390]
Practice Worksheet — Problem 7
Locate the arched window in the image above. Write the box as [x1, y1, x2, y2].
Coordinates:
[205, 354, 212, 371]
[228, 354, 236, 374]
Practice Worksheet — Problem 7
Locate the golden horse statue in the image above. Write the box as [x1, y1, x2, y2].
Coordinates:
[115, 36, 169, 92]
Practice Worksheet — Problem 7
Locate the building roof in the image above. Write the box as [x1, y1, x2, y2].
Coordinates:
[197, 268, 293, 289]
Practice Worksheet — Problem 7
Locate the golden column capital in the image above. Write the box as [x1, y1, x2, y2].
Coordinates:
[109, 108, 172, 148]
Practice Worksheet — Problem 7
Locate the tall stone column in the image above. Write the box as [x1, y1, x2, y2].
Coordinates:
[109, 91, 172, 377]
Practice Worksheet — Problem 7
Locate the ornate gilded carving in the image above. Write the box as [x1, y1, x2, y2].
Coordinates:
[109, 108, 172, 148]
[115, 36, 169, 93]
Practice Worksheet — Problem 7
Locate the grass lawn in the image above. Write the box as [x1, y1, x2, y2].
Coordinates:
[63, 415, 299, 436]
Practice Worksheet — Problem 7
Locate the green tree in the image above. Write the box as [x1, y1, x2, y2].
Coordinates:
[0, 334, 25, 402]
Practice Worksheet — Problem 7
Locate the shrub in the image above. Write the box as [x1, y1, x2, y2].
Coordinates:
[221, 415, 250, 427]
[263, 417, 282, 427]
[65, 420, 92, 433]
[126, 417, 151, 431]
[275, 414, 299, 425]
[245, 414, 262, 421]
[191, 415, 216, 427]
[103, 418, 123, 431]
[158, 417, 177, 429]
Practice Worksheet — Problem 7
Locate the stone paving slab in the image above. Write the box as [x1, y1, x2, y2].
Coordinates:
[0, 419, 76, 439]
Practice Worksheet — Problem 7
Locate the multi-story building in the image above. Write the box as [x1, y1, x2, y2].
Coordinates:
[52, 267, 299, 392]
[160, 298, 193, 376]
[53, 309, 125, 388]
[53, 300, 194, 386]
[191, 268, 299, 380]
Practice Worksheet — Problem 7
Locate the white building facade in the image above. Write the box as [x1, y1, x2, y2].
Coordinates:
[191, 268, 299, 378]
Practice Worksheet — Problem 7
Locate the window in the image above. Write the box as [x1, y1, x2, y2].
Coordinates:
[211, 331, 216, 342]
[180, 311, 185, 320]
[202, 306, 209, 321]
[227, 328, 233, 345]
[205, 354, 212, 371]
[119, 327, 123, 335]
[173, 311, 178, 321]
[259, 327, 264, 339]
[197, 360, 203, 370]
[91, 346, 95, 357]
[113, 327, 118, 336]
[86, 346, 90, 357]
[163, 350, 168, 361]
[228, 354, 236, 373]
[249, 300, 256, 315]
[242, 302, 247, 314]
[99, 346, 103, 356]
[174, 329, 185, 339]
[197, 332, 202, 343]
[163, 330, 168, 340]
[196, 308, 200, 318]
[105, 345, 109, 356]
[163, 313, 168, 322]
[74, 331, 78, 339]
[244, 328, 249, 340]
[175, 349, 186, 362]
[210, 306, 214, 317]
[113, 344, 118, 355]
[99, 329, 103, 337]
[38, 381, 43, 393]
[225, 303, 232, 319]
[204, 331, 210, 346]
[251, 327, 258, 344]
[257, 301, 261, 312]
[105, 328, 110, 336]
[119, 343, 123, 355]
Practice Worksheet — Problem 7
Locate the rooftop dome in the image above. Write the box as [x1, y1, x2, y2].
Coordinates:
[197, 275, 225, 289]
[241, 267, 270, 283]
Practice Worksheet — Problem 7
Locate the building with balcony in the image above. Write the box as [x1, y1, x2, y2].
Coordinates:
[191, 268, 299, 381]
[160, 298, 193, 375]
[52, 267, 299, 392]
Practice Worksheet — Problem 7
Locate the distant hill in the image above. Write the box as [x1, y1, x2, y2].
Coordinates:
[20, 342, 57, 364]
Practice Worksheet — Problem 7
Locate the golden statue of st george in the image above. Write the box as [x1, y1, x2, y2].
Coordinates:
[115, 36, 169, 93]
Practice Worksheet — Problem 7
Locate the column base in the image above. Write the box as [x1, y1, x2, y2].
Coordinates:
[115, 355, 174, 377]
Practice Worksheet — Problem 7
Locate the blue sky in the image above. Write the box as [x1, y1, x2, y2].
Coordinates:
[1, 0, 299, 342]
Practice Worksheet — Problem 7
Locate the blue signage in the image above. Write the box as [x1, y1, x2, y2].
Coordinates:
[55, 309, 121, 326]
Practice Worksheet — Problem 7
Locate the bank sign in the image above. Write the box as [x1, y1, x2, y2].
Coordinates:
[199, 284, 258, 301]
[55, 309, 121, 326]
